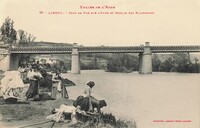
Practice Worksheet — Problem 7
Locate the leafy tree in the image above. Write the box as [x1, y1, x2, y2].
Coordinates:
[0, 17, 17, 46]
[18, 29, 36, 43]
[159, 57, 174, 72]
[18, 29, 26, 43]
[172, 53, 190, 72]
[107, 53, 138, 72]
[152, 54, 162, 72]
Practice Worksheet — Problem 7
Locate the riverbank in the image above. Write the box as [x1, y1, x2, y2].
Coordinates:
[0, 98, 71, 127]
[0, 98, 136, 128]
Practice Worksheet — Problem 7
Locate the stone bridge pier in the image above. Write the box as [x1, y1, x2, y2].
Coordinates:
[9, 53, 20, 70]
[71, 43, 80, 74]
[138, 42, 152, 74]
[0, 51, 20, 71]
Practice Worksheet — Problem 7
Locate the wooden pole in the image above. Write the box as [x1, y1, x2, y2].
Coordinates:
[17, 120, 53, 128]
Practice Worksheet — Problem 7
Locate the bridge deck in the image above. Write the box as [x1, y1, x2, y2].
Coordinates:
[9, 45, 200, 54]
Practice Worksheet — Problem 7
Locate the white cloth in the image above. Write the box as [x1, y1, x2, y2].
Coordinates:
[0, 71, 25, 97]
[0, 75, 12, 96]
[55, 104, 76, 113]
[9, 71, 24, 88]
[46, 111, 65, 122]
[46, 104, 76, 122]
[27, 70, 42, 80]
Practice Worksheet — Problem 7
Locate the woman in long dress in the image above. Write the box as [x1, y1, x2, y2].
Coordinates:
[26, 68, 42, 100]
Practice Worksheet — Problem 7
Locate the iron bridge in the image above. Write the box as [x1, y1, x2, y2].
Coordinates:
[9, 45, 200, 54]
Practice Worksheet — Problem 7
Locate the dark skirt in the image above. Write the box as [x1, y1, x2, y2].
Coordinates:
[26, 80, 38, 98]
[73, 96, 90, 111]
[39, 77, 52, 91]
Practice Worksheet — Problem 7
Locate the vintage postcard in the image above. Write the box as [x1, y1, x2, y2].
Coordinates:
[0, 0, 200, 128]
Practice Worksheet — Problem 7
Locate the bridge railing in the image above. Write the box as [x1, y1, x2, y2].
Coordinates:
[10, 47, 72, 54]
[151, 45, 200, 52]
[78, 46, 144, 53]
[7, 45, 200, 54]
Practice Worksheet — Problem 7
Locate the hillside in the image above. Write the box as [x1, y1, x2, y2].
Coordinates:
[18, 41, 73, 47]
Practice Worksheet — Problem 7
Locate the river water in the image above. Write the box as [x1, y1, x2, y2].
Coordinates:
[64, 70, 200, 128]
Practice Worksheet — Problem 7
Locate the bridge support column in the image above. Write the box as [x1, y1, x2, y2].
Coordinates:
[139, 42, 152, 74]
[0, 53, 10, 71]
[9, 53, 20, 70]
[138, 53, 143, 74]
[71, 43, 80, 74]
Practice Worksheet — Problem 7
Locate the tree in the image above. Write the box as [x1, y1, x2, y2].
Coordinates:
[159, 57, 174, 72]
[152, 54, 162, 72]
[172, 53, 190, 72]
[18, 29, 36, 43]
[18, 29, 27, 43]
[107, 53, 138, 72]
[0, 17, 17, 46]
[27, 33, 36, 42]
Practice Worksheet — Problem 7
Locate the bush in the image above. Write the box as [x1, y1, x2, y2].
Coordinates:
[106, 54, 138, 73]
[73, 112, 136, 128]
[152, 53, 200, 73]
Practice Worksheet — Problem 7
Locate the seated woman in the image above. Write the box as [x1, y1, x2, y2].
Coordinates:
[83, 81, 96, 112]
[26, 67, 42, 100]
[39, 68, 52, 91]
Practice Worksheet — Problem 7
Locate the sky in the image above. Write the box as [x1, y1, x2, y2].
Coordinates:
[0, 0, 200, 46]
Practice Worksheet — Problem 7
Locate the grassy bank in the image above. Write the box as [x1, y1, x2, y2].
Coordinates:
[0, 98, 136, 128]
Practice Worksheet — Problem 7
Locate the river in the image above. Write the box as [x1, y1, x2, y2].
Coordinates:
[64, 70, 200, 128]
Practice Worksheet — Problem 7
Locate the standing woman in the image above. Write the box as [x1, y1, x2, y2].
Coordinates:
[52, 69, 69, 98]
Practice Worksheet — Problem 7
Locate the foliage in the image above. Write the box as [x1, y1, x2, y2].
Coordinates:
[106, 53, 139, 73]
[51, 60, 69, 73]
[74, 112, 136, 128]
[19, 54, 35, 67]
[81, 62, 99, 70]
[152, 54, 162, 72]
[152, 53, 200, 73]
[80, 54, 107, 70]
[0, 17, 17, 46]
[18, 29, 36, 43]
[0, 17, 36, 47]
[159, 57, 174, 72]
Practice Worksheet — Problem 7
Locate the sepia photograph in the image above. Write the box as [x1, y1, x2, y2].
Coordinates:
[0, 0, 200, 128]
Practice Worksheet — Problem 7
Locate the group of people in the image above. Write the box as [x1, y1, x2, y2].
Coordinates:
[25, 65, 67, 100]
[0, 61, 67, 101]
[0, 64, 107, 124]
[0, 60, 107, 121]
[47, 81, 107, 123]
